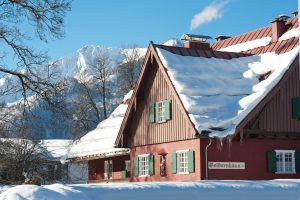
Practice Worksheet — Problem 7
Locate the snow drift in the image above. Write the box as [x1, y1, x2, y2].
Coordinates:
[1, 180, 300, 200]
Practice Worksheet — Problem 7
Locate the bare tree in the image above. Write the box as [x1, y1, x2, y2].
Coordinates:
[88, 50, 114, 119]
[76, 71, 101, 123]
[117, 46, 144, 94]
[0, 129, 67, 184]
[0, 0, 71, 104]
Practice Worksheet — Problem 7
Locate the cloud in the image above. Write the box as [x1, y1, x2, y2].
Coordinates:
[190, 0, 229, 31]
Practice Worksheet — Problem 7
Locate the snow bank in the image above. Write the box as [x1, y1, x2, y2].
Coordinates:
[1, 180, 300, 200]
[0, 185, 12, 195]
[218, 37, 272, 52]
[156, 45, 299, 137]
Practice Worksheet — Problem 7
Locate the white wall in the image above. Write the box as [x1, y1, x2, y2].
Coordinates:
[67, 161, 88, 184]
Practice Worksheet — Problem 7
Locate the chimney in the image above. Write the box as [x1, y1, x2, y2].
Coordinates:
[292, 11, 298, 17]
[271, 15, 289, 42]
[215, 35, 231, 42]
[181, 34, 211, 50]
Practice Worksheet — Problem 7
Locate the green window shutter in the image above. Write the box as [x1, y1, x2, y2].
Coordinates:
[171, 153, 177, 174]
[267, 151, 277, 173]
[292, 98, 300, 120]
[295, 152, 300, 173]
[149, 103, 155, 123]
[188, 150, 195, 173]
[149, 155, 154, 176]
[121, 162, 126, 179]
[164, 99, 171, 121]
[134, 157, 139, 177]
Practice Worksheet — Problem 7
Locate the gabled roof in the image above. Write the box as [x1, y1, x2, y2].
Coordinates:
[67, 91, 132, 161]
[116, 16, 299, 143]
[156, 45, 298, 138]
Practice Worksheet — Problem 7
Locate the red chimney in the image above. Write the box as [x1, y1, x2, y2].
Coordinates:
[183, 41, 210, 50]
[181, 34, 212, 50]
[271, 16, 289, 42]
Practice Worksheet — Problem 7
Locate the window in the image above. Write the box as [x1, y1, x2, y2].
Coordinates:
[149, 100, 171, 123]
[138, 154, 149, 177]
[176, 150, 189, 174]
[171, 150, 195, 174]
[125, 160, 131, 177]
[275, 150, 295, 174]
[156, 101, 165, 123]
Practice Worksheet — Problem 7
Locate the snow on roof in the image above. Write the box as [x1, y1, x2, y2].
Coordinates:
[123, 90, 133, 102]
[0, 138, 72, 162]
[156, 44, 299, 137]
[217, 26, 299, 54]
[67, 91, 132, 159]
[279, 27, 299, 41]
[218, 37, 272, 53]
[39, 140, 72, 161]
[161, 38, 183, 47]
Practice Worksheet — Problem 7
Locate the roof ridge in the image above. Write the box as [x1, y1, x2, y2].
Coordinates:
[154, 44, 253, 59]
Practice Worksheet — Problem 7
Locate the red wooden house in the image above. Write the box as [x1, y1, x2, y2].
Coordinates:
[115, 14, 300, 181]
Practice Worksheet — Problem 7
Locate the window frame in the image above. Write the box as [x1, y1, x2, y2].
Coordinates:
[176, 149, 189, 174]
[275, 150, 296, 174]
[138, 154, 150, 177]
[155, 101, 166, 123]
[125, 160, 131, 178]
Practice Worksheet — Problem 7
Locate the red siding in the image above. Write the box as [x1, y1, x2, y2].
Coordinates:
[88, 155, 130, 183]
[128, 58, 196, 147]
[244, 56, 300, 132]
[131, 139, 201, 182]
[200, 138, 300, 180]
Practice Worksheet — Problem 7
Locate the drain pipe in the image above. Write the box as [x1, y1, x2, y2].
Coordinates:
[205, 137, 212, 180]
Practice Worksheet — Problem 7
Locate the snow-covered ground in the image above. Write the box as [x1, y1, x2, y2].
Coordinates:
[1, 180, 300, 200]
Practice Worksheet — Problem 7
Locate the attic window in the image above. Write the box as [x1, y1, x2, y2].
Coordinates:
[258, 71, 273, 82]
[149, 100, 171, 123]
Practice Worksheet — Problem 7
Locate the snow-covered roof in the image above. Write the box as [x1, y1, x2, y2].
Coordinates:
[0, 138, 72, 162]
[67, 91, 132, 160]
[39, 140, 72, 161]
[155, 27, 299, 137]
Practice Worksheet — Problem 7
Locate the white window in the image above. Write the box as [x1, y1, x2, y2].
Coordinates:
[156, 101, 165, 123]
[275, 150, 295, 174]
[176, 150, 189, 174]
[104, 160, 113, 179]
[138, 154, 149, 177]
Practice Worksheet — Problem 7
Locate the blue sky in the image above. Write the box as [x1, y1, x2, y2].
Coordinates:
[34, 0, 298, 61]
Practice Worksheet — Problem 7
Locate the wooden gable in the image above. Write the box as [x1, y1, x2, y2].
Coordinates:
[116, 43, 197, 147]
[236, 55, 300, 139]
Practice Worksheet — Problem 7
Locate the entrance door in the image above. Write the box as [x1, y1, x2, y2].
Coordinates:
[104, 160, 113, 180]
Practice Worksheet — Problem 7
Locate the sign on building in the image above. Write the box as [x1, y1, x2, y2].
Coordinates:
[208, 162, 245, 169]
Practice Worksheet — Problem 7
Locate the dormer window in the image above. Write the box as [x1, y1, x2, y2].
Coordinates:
[149, 100, 171, 123]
